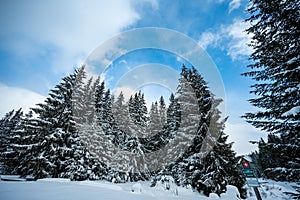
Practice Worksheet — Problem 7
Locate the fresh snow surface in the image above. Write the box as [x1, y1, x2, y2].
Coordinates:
[243, 155, 253, 162]
[246, 179, 299, 200]
[0, 176, 298, 200]
[282, 105, 300, 117]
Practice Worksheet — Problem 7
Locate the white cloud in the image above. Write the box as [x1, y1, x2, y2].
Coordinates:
[198, 18, 253, 60]
[0, 84, 46, 118]
[223, 18, 253, 60]
[198, 31, 221, 50]
[224, 90, 266, 155]
[0, 0, 155, 74]
[225, 122, 267, 155]
[229, 0, 241, 13]
[113, 86, 136, 101]
[208, 0, 225, 3]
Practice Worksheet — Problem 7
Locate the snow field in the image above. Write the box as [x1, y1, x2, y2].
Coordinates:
[0, 177, 298, 200]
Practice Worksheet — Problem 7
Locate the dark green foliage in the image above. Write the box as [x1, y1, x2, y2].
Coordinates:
[243, 0, 300, 181]
[18, 67, 107, 180]
[258, 135, 300, 181]
[168, 66, 246, 197]
[0, 108, 23, 174]
[128, 91, 148, 128]
[1, 65, 245, 198]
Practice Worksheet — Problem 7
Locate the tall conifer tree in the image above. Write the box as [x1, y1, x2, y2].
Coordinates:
[243, 0, 300, 181]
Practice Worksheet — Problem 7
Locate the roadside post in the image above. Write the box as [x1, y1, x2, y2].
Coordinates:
[242, 158, 262, 200]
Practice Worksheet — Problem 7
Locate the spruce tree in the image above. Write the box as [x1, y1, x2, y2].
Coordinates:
[243, 0, 300, 181]
[189, 99, 246, 198]
[166, 93, 181, 133]
[113, 92, 128, 133]
[159, 96, 167, 127]
[165, 65, 246, 197]
[168, 66, 200, 181]
[128, 91, 148, 138]
[0, 109, 23, 174]
[148, 102, 161, 136]
[19, 67, 107, 180]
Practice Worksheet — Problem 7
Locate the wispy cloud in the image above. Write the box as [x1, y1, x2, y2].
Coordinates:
[229, 0, 241, 13]
[198, 18, 252, 60]
[198, 31, 221, 50]
[224, 18, 253, 60]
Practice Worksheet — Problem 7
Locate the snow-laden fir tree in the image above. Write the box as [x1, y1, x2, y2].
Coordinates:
[159, 96, 167, 127]
[19, 67, 107, 180]
[186, 99, 246, 198]
[113, 92, 129, 134]
[128, 91, 148, 137]
[167, 65, 200, 183]
[168, 65, 209, 183]
[166, 65, 246, 197]
[166, 93, 181, 133]
[0, 109, 23, 174]
[243, 0, 300, 181]
[143, 94, 179, 174]
[147, 102, 161, 136]
[112, 91, 137, 147]
[97, 89, 151, 181]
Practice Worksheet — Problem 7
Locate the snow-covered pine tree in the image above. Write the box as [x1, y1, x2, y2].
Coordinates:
[188, 99, 246, 198]
[165, 65, 246, 197]
[93, 87, 136, 182]
[186, 66, 213, 156]
[166, 93, 181, 133]
[111, 91, 151, 181]
[112, 92, 152, 182]
[98, 89, 115, 135]
[143, 99, 167, 175]
[128, 91, 148, 138]
[71, 75, 110, 181]
[167, 66, 213, 174]
[95, 81, 106, 117]
[147, 102, 161, 136]
[27, 67, 83, 178]
[243, 0, 300, 181]
[143, 93, 181, 174]
[18, 67, 107, 180]
[0, 109, 23, 174]
[159, 96, 167, 127]
[17, 111, 51, 178]
[113, 92, 128, 133]
[168, 65, 200, 185]
[79, 76, 100, 124]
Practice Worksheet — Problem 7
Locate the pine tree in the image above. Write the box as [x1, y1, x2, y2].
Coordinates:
[0, 109, 23, 174]
[159, 96, 167, 127]
[192, 100, 246, 197]
[168, 66, 200, 178]
[18, 112, 49, 178]
[128, 91, 148, 137]
[18, 67, 107, 180]
[166, 93, 181, 133]
[113, 92, 127, 131]
[164, 66, 246, 197]
[148, 102, 161, 136]
[243, 0, 300, 181]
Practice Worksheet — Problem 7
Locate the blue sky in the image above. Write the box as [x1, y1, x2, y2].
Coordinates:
[0, 0, 266, 154]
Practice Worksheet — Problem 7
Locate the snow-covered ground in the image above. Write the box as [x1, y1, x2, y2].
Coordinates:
[246, 179, 299, 200]
[0, 176, 298, 200]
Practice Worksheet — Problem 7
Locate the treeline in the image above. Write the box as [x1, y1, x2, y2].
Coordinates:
[0, 65, 246, 197]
